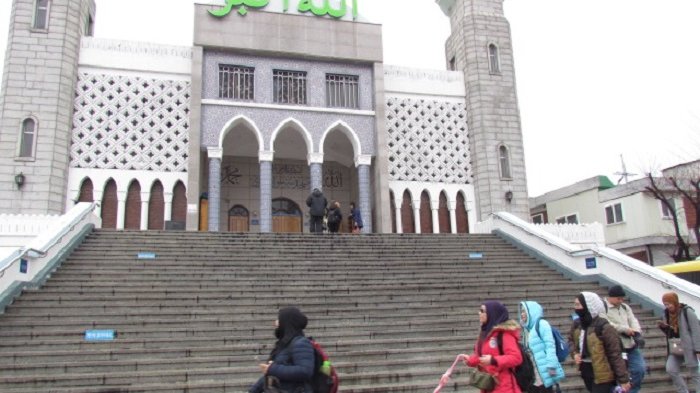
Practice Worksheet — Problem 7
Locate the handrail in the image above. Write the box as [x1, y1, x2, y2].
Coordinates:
[0, 203, 97, 276]
[488, 211, 700, 305]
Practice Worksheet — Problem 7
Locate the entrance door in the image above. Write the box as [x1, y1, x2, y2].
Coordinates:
[272, 198, 302, 233]
[228, 205, 249, 232]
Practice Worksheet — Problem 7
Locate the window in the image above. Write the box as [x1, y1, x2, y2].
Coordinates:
[273, 70, 307, 105]
[605, 203, 624, 224]
[498, 145, 511, 179]
[488, 43, 500, 74]
[219, 65, 255, 101]
[18, 118, 36, 158]
[449, 56, 456, 71]
[33, 0, 50, 30]
[555, 214, 578, 224]
[326, 74, 359, 109]
[85, 14, 94, 36]
[531, 214, 544, 224]
[661, 198, 676, 219]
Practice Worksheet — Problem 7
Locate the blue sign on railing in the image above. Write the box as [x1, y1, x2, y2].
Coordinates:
[19, 258, 28, 274]
[85, 329, 116, 341]
[468, 252, 483, 259]
[137, 252, 156, 260]
[585, 257, 597, 269]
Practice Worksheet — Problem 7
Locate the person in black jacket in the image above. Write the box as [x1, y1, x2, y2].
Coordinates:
[249, 307, 315, 393]
[306, 188, 327, 233]
[327, 201, 342, 233]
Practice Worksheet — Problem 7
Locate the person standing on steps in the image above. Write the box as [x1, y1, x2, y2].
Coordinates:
[519, 300, 566, 393]
[248, 307, 314, 393]
[603, 285, 646, 393]
[349, 202, 363, 234]
[327, 201, 342, 234]
[306, 188, 327, 234]
[657, 291, 700, 393]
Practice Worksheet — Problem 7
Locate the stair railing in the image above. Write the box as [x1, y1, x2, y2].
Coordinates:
[479, 211, 700, 315]
[0, 202, 100, 312]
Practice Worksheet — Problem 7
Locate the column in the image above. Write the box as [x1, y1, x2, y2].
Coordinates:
[116, 190, 127, 230]
[207, 147, 223, 232]
[431, 207, 440, 233]
[413, 202, 421, 234]
[259, 151, 274, 233]
[164, 191, 173, 221]
[394, 195, 403, 234]
[93, 189, 104, 220]
[308, 152, 323, 192]
[356, 155, 372, 233]
[140, 190, 150, 230]
[449, 208, 457, 234]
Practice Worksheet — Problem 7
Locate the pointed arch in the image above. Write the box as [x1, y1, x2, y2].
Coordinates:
[148, 180, 165, 230]
[320, 120, 362, 157]
[456, 191, 469, 234]
[78, 177, 94, 203]
[172, 181, 187, 222]
[124, 180, 141, 230]
[218, 115, 264, 151]
[438, 191, 451, 234]
[420, 190, 433, 234]
[401, 190, 414, 234]
[101, 178, 118, 229]
[270, 118, 313, 154]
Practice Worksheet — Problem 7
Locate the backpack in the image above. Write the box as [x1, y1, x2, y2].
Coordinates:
[535, 319, 570, 362]
[497, 331, 535, 391]
[327, 210, 339, 225]
[308, 337, 339, 393]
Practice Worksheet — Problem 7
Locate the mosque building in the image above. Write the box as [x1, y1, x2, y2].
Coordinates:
[0, 0, 529, 233]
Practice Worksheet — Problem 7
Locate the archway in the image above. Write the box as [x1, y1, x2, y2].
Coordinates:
[272, 198, 302, 233]
[456, 192, 469, 233]
[228, 204, 249, 232]
[101, 179, 118, 229]
[172, 181, 187, 222]
[420, 190, 432, 234]
[78, 178, 94, 202]
[321, 123, 358, 225]
[438, 191, 451, 233]
[148, 181, 165, 230]
[401, 190, 414, 233]
[389, 190, 396, 233]
[124, 180, 141, 230]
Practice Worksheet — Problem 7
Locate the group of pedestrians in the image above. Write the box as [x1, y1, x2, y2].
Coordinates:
[305, 188, 363, 234]
[463, 286, 700, 393]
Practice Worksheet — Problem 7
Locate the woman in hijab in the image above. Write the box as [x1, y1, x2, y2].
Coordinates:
[657, 291, 700, 393]
[249, 307, 315, 393]
[465, 300, 523, 393]
[569, 292, 630, 393]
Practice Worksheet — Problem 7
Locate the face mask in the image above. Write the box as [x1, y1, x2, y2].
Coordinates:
[574, 309, 587, 318]
[275, 326, 283, 339]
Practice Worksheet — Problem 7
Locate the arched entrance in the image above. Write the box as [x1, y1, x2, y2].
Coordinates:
[438, 191, 451, 233]
[401, 190, 414, 233]
[228, 205, 249, 232]
[101, 179, 118, 229]
[272, 198, 302, 233]
[78, 178, 94, 202]
[420, 191, 432, 234]
[456, 192, 469, 233]
[124, 180, 141, 230]
[148, 181, 165, 230]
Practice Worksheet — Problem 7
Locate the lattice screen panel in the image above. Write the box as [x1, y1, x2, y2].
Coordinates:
[71, 73, 190, 172]
[386, 97, 472, 183]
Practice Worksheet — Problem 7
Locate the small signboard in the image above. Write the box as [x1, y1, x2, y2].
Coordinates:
[19, 258, 28, 274]
[137, 252, 156, 260]
[85, 329, 116, 341]
[468, 252, 484, 259]
[585, 257, 597, 269]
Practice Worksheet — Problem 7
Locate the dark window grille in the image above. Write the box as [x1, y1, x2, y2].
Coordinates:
[326, 74, 359, 108]
[273, 70, 307, 105]
[219, 65, 255, 101]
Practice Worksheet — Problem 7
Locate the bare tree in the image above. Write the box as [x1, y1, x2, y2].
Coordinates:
[644, 161, 700, 262]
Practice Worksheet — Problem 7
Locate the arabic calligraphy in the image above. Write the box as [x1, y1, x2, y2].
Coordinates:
[209, 0, 358, 20]
[221, 165, 242, 185]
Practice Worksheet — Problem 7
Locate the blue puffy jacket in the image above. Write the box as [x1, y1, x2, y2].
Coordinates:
[519, 301, 566, 388]
[249, 336, 315, 393]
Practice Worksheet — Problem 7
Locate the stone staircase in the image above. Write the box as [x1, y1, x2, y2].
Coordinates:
[0, 231, 675, 392]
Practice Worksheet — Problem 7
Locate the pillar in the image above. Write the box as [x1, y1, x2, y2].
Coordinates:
[207, 147, 222, 232]
[356, 155, 372, 233]
[259, 151, 274, 233]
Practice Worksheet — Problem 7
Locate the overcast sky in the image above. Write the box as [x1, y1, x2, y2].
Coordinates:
[0, 0, 698, 196]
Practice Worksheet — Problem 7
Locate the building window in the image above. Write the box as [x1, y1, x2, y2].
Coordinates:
[85, 14, 94, 36]
[605, 203, 624, 224]
[555, 214, 578, 224]
[18, 118, 36, 158]
[661, 198, 676, 219]
[219, 65, 255, 101]
[531, 214, 544, 224]
[273, 70, 307, 105]
[326, 74, 359, 109]
[449, 56, 456, 71]
[498, 145, 511, 179]
[33, 0, 50, 30]
[488, 43, 501, 74]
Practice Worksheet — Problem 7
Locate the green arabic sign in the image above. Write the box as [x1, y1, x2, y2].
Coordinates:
[209, 0, 358, 20]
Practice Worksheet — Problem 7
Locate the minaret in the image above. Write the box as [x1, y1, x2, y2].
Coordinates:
[437, 0, 529, 221]
[0, 0, 95, 214]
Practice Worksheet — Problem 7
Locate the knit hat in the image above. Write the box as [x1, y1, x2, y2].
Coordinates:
[608, 285, 626, 298]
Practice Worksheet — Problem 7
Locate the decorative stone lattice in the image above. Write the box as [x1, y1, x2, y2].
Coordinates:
[386, 97, 472, 184]
[71, 73, 191, 172]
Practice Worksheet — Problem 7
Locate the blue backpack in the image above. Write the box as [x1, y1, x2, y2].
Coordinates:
[535, 319, 569, 362]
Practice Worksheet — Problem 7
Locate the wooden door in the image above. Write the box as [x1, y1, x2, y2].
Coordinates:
[273, 216, 302, 233]
[228, 216, 249, 232]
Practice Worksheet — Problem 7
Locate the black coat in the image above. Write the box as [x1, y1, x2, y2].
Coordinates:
[249, 336, 315, 393]
[306, 189, 327, 217]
